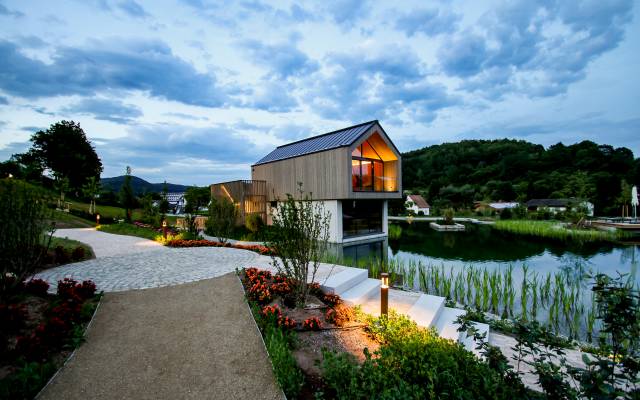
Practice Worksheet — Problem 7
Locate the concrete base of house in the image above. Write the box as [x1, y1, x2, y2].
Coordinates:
[429, 222, 466, 231]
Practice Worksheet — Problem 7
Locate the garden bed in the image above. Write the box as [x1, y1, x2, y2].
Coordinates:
[168, 239, 274, 255]
[238, 267, 529, 399]
[0, 278, 101, 399]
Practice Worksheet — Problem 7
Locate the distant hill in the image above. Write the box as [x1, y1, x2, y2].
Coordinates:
[101, 176, 190, 195]
[402, 139, 640, 216]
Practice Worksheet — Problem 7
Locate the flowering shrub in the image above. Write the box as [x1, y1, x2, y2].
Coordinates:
[323, 293, 342, 307]
[303, 317, 322, 331]
[0, 303, 27, 333]
[248, 282, 273, 304]
[278, 315, 296, 330]
[51, 302, 82, 325]
[308, 282, 323, 297]
[56, 278, 97, 302]
[166, 239, 274, 255]
[325, 304, 355, 327]
[262, 305, 281, 320]
[24, 278, 50, 296]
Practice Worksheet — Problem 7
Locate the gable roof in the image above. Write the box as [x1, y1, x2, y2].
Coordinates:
[253, 120, 395, 166]
[407, 194, 430, 208]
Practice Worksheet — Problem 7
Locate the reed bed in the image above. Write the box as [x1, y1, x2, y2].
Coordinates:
[493, 220, 625, 242]
[320, 249, 640, 343]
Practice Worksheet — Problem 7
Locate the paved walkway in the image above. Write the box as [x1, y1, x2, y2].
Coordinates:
[39, 273, 283, 400]
[39, 228, 344, 292]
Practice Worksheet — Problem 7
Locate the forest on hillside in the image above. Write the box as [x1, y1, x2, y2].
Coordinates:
[402, 139, 640, 216]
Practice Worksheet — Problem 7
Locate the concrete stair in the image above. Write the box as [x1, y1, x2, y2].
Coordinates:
[318, 265, 488, 357]
[406, 294, 445, 328]
[339, 278, 380, 306]
[320, 268, 368, 295]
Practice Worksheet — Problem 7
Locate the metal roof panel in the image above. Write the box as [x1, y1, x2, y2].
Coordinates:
[254, 121, 377, 165]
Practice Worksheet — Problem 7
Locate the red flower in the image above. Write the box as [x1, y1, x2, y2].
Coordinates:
[303, 317, 322, 331]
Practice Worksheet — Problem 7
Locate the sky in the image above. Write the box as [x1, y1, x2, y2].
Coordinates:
[0, 0, 638, 186]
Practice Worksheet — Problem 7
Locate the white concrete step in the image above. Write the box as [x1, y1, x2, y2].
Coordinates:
[320, 268, 368, 295]
[340, 278, 381, 306]
[406, 294, 446, 328]
[434, 307, 466, 341]
[459, 321, 490, 357]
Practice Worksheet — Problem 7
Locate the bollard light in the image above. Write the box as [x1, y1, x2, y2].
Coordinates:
[96, 214, 100, 226]
[380, 272, 389, 316]
[162, 220, 167, 239]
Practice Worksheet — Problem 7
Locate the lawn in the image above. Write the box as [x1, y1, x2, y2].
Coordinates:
[97, 222, 161, 240]
[50, 210, 94, 228]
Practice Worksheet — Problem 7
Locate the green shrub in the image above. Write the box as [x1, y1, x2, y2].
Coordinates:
[264, 323, 304, 398]
[205, 197, 238, 243]
[245, 213, 264, 233]
[0, 179, 54, 297]
[322, 311, 527, 400]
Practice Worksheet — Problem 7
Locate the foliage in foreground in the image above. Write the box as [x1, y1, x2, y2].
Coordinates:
[458, 272, 640, 399]
[0, 179, 54, 297]
[322, 311, 527, 400]
[264, 324, 305, 398]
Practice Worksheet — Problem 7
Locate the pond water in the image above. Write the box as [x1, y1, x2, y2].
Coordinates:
[388, 221, 639, 285]
[365, 221, 640, 341]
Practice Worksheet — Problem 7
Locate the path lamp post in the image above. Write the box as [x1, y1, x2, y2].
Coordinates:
[162, 220, 167, 239]
[96, 214, 100, 227]
[381, 272, 389, 316]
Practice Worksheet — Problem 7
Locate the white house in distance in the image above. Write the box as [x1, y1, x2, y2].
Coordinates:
[406, 194, 430, 215]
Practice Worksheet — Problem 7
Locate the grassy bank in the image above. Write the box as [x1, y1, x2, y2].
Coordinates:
[97, 223, 160, 240]
[493, 220, 624, 242]
[48, 236, 95, 259]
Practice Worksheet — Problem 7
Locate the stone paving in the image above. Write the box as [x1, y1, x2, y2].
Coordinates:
[38, 228, 346, 293]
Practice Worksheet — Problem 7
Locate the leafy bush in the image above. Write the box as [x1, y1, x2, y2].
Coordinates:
[245, 212, 263, 233]
[0, 361, 58, 400]
[205, 196, 238, 243]
[23, 279, 50, 297]
[443, 207, 455, 225]
[322, 312, 526, 400]
[303, 317, 322, 331]
[264, 324, 305, 398]
[0, 179, 54, 297]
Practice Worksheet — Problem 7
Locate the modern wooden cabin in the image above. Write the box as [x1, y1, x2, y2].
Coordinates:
[250, 120, 402, 244]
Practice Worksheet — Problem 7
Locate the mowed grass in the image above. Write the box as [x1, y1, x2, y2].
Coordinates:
[49, 210, 94, 228]
[493, 220, 624, 242]
[97, 223, 160, 241]
[47, 236, 95, 259]
[66, 200, 144, 220]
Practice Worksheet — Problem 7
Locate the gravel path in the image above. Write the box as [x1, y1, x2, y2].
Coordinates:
[38, 273, 283, 400]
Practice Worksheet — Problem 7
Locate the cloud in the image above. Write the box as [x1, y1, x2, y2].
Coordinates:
[303, 46, 459, 123]
[0, 141, 31, 162]
[0, 3, 24, 17]
[0, 38, 234, 107]
[244, 80, 298, 112]
[438, 33, 488, 77]
[394, 8, 460, 37]
[241, 40, 318, 78]
[116, 0, 149, 18]
[62, 98, 143, 124]
[441, 0, 634, 99]
[0, 96, 8, 105]
[322, 0, 371, 29]
[97, 123, 268, 184]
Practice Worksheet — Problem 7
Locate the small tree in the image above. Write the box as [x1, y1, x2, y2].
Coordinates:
[140, 193, 160, 225]
[0, 179, 55, 297]
[81, 176, 101, 215]
[53, 173, 69, 209]
[266, 185, 330, 307]
[183, 186, 210, 235]
[205, 197, 238, 243]
[119, 166, 135, 221]
[443, 208, 455, 225]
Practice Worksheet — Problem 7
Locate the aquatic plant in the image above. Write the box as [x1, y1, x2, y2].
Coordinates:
[493, 220, 626, 243]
